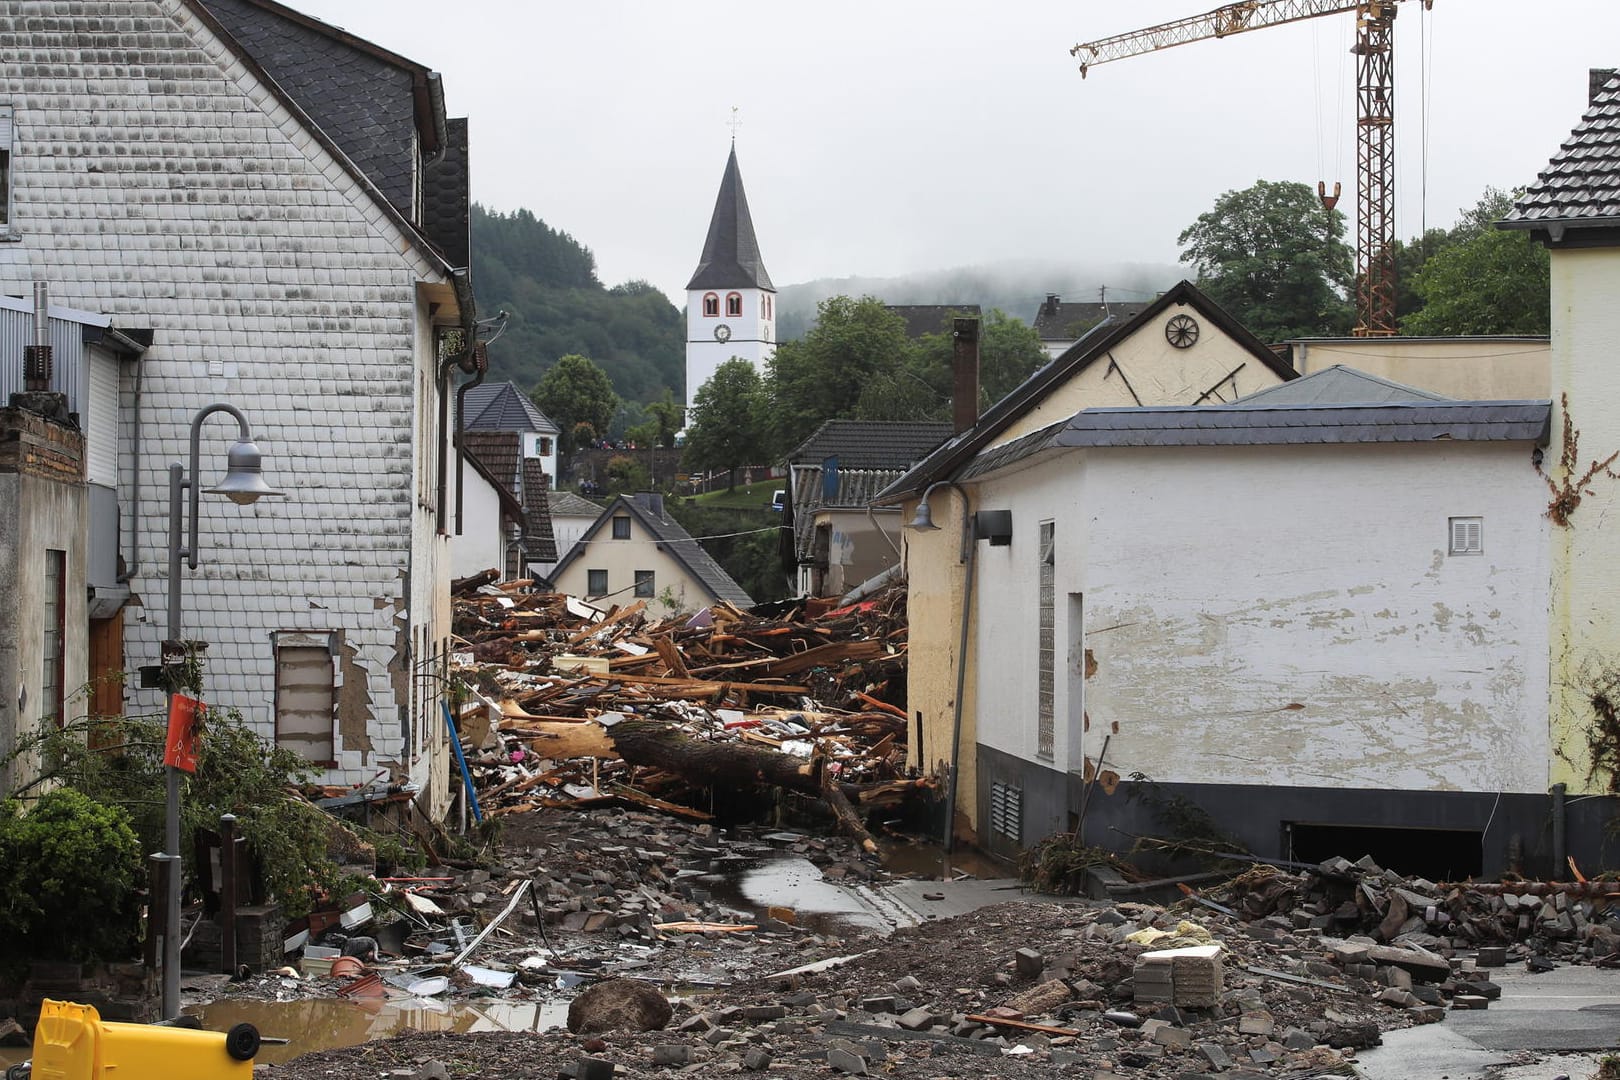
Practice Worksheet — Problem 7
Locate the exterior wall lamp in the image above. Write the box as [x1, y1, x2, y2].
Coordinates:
[160, 402, 284, 1019]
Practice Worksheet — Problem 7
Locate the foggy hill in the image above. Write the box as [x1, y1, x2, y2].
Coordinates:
[774, 259, 1184, 340]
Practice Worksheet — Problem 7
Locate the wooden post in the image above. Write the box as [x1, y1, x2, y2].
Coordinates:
[219, 814, 238, 974]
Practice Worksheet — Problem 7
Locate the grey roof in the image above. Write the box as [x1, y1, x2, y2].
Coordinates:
[464, 382, 559, 434]
[885, 305, 981, 339]
[1032, 296, 1149, 340]
[198, 0, 429, 217]
[957, 400, 1552, 481]
[521, 460, 557, 563]
[549, 493, 754, 608]
[547, 491, 605, 519]
[875, 281, 1299, 504]
[1503, 69, 1620, 233]
[1229, 365, 1449, 406]
[787, 420, 954, 469]
[687, 146, 774, 292]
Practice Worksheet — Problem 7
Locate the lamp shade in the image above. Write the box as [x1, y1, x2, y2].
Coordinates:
[205, 437, 284, 505]
[906, 499, 940, 532]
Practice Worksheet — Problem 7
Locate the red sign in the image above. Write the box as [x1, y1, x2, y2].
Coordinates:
[164, 694, 203, 773]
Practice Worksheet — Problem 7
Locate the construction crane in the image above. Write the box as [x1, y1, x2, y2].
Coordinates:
[1072, 0, 1432, 337]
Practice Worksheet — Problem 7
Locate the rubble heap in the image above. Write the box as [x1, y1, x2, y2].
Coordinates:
[1210, 856, 1620, 968]
[448, 581, 929, 845]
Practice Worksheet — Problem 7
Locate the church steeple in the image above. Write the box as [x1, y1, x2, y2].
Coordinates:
[687, 146, 774, 291]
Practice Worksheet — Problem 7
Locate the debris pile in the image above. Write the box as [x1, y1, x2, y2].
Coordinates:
[447, 581, 930, 849]
[1209, 855, 1620, 968]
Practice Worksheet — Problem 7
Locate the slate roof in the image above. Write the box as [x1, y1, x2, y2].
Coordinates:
[687, 146, 774, 292]
[875, 281, 1299, 504]
[520, 460, 557, 564]
[460, 431, 521, 492]
[957, 400, 1552, 481]
[1032, 296, 1150, 340]
[1228, 365, 1449, 406]
[198, 0, 431, 216]
[885, 305, 981, 339]
[548, 494, 754, 608]
[464, 382, 559, 434]
[422, 117, 471, 269]
[1503, 69, 1620, 235]
[787, 420, 955, 469]
[547, 491, 605, 519]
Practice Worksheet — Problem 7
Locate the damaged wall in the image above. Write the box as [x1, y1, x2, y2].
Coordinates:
[1546, 248, 1620, 796]
[971, 440, 1552, 850]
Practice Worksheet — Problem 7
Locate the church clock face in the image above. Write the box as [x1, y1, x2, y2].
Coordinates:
[714, 324, 732, 343]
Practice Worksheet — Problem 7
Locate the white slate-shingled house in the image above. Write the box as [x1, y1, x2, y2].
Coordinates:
[0, 0, 479, 816]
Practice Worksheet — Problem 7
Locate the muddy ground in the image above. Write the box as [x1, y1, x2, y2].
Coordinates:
[230, 807, 1440, 1080]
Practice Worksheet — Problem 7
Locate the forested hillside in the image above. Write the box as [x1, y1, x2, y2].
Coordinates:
[471, 205, 684, 403]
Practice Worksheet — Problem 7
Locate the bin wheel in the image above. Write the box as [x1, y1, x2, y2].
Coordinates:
[5, 1062, 31, 1080]
[224, 1022, 261, 1061]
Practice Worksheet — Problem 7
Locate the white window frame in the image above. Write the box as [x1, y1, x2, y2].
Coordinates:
[0, 105, 15, 236]
[1448, 516, 1483, 556]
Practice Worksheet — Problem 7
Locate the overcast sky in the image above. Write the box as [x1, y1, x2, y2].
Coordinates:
[292, 0, 1618, 307]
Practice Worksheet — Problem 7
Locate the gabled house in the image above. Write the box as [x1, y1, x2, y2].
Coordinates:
[875, 281, 1297, 844]
[457, 430, 556, 581]
[1032, 294, 1150, 359]
[450, 449, 526, 581]
[0, 0, 478, 816]
[956, 366, 1556, 875]
[784, 420, 953, 598]
[464, 380, 561, 482]
[548, 492, 753, 616]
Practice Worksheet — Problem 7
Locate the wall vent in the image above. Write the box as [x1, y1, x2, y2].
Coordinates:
[1449, 516, 1483, 556]
[989, 781, 1023, 843]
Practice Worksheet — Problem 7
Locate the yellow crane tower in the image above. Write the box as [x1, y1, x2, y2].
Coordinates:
[1073, 0, 1433, 337]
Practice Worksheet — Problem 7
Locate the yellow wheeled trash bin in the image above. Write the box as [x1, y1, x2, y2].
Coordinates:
[11, 999, 259, 1080]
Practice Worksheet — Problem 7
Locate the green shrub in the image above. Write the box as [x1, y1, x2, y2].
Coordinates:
[0, 789, 143, 971]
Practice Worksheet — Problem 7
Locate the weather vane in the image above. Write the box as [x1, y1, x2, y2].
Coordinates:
[729, 106, 742, 143]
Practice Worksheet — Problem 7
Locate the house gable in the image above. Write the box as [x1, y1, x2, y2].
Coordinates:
[549, 494, 753, 610]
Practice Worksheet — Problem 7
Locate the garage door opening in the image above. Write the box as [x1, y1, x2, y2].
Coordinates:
[1286, 823, 1483, 880]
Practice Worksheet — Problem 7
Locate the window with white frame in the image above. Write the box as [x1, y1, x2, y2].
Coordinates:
[0, 105, 13, 233]
[274, 633, 336, 764]
[1449, 516, 1483, 556]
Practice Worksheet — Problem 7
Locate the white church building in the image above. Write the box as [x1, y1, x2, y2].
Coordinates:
[685, 146, 776, 406]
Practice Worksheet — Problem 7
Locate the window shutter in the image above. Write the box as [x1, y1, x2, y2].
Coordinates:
[0, 107, 12, 147]
[1451, 518, 1482, 555]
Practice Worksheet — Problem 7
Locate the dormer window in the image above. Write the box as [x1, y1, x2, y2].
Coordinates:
[726, 292, 743, 318]
[702, 293, 719, 317]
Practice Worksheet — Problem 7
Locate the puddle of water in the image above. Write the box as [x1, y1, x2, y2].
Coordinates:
[695, 855, 889, 935]
[878, 839, 1010, 881]
[184, 996, 571, 1064]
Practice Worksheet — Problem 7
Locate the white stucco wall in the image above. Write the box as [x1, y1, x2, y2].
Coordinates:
[450, 467, 506, 580]
[551, 511, 712, 618]
[1546, 246, 1620, 792]
[685, 286, 774, 407]
[1292, 338, 1550, 400]
[533, 511, 597, 580]
[972, 441, 1551, 795]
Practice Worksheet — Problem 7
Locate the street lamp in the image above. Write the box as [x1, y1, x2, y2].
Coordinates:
[160, 403, 283, 1019]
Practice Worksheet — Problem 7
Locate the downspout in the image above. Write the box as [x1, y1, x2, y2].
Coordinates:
[115, 341, 148, 583]
[1551, 782, 1567, 878]
[450, 270, 482, 536]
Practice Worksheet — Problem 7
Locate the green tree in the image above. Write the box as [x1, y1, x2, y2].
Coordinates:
[1178, 179, 1354, 341]
[645, 389, 685, 449]
[1401, 189, 1549, 336]
[767, 296, 914, 452]
[685, 358, 768, 491]
[533, 354, 619, 452]
[909, 309, 1050, 410]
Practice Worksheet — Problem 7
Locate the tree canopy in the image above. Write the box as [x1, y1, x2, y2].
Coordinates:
[1177, 179, 1354, 341]
[684, 358, 769, 490]
[767, 297, 913, 452]
[1399, 189, 1549, 336]
[532, 354, 619, 451]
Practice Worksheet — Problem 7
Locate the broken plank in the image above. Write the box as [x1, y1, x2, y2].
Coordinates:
[652, 922, 758, 933]
[963, 1014, 1082, 1037]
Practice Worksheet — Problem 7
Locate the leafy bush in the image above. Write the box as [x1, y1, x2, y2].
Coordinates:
[0, 789, 143, 971]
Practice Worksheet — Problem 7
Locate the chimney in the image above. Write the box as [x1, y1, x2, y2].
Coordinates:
[952, 316, 980, 434]
[1592, 68, 1618, 105]
[23, 281, 52, 392]
[635, 491, 664, 519]
[1043, 293, 1060, 318]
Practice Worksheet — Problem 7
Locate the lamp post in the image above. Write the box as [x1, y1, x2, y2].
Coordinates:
[160, 402, 283, 1019]
[906, 481, 975, 878]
